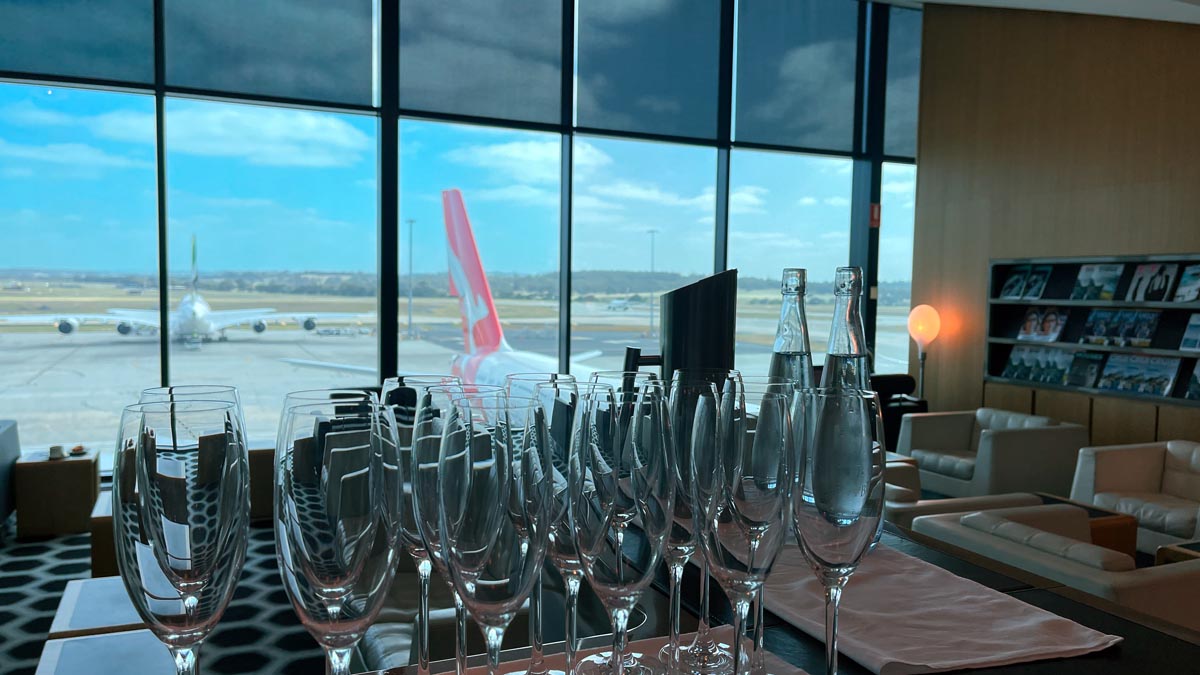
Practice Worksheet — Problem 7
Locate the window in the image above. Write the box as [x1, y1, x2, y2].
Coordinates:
[576, 0, 721, 139]
[165, 0, 375, 105]
[400, 0, 562, 125]
[727, 150, 853, 373]
[735, 0, 859, 151]
[876, 162, 917, 373]
[0, 0, 153, 84]
[399, 119, 560, 381]
[885, 7, 922, 158]
[0, 83, 157, 447]
[570, 136, 716, 372]
[165, 98, 378, 442]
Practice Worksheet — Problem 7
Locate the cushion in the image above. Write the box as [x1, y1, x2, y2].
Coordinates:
[1094, 491, 1200, 538]
[912, 448, 976, 480]
[1163, 441, 1200, 502]
[961, 512, 1135, 572]
[971, 408, 1056, 453]
[885, 483, 920, 504]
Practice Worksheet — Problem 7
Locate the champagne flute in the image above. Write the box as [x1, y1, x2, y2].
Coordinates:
[663, 368, 739, 674]
[791, 389, 885, 675]
[274, 399, 401, 675]
[113, 400, 250, 675]
[438, 395, 552, 675]
[381, 375, 461, 675]
[569, 382, 673, 675]
[413, 384, 505, 675]
[693, 384, 793, 674]
[588, 370, 657, 395]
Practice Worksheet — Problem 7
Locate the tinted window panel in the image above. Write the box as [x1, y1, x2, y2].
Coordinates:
[885, 7, 922, 158]
[400, 0, 562, 125]
[577, 0, 720, 139]
[735, 0, 858, 151]
[165, 0, 374, 105]
[876, 162, 916, 373]
[0, 0, 153, 83]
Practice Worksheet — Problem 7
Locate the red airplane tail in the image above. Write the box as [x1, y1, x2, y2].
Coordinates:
[443, 189, 507, 354]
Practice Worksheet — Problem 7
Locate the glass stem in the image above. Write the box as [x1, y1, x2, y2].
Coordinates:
[824, 582, 845, 675]
[454, 591, 468, 675]
[484, 625, 506, 675]
[697, 559, 714, 641]
[417, 559, 432, 675]
[610, 607, 631, 675]
[732, 597, 751, 675]
[565, 574, 581, 675]
[326, 647, 353, 675]
[752, 586, 766, 672]
[667, 560, 684, 665]
[529, 570, 546, 674]
[170, 646, 197, 675]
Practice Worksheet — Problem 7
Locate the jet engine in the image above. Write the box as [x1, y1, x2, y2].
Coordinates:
[57, 318, 79, 334]
[253, 320, 268, 333]
[302, 318, 317, 331]
[117, 322, 133, 335]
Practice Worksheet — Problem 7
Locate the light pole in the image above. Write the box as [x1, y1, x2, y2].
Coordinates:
[647, 228, 659, 336]
[406, 218, 415, 340]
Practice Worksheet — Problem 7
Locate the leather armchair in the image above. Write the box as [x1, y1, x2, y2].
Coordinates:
[1070, 440, 1200, 554]
[914, 504, 1200, 632]
[883, 460, 1045, 528]
[896, 408, 1088, 498]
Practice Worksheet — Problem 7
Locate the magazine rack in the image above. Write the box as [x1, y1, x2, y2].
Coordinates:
[987, 254, 1200, 407]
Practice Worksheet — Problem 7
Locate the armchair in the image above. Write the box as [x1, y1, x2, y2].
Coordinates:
[1070, 440, 1200, 554]
[896, 408, 1088, 498]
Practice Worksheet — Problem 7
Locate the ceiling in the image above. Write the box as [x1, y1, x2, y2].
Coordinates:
[907, 0, 1200, 25]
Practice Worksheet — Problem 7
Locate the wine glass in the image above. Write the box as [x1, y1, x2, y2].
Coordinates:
[381, 375, 461, 675]
[588, 370, 657, 395]
[413, 384, 505, 675]
[537, 380, 613, 675]
[113, 400, 250, 675]
[438, 395, 552, 675]
[693, 384, 793, 674]
[662, 368, 739, 674]
[791, 389, 885, 675]
[570, 381, 673, 675]
[274, 399, 401, 675]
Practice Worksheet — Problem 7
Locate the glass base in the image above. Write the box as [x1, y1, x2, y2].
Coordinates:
[657, 634, 734, 675]
[578, 649, 663, 675]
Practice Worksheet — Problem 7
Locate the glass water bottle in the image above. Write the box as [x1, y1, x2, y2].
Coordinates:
[767, 268, 815, 388]
[821, 266, 871, 389]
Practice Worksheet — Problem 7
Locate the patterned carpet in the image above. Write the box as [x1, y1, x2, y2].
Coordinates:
[0, 519, 324, 675]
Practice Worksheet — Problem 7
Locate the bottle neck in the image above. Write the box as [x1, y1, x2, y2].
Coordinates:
[827, 290, 867, 357]
[774, 291, 811, 354]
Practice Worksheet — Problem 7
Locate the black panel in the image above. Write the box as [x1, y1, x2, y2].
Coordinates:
[883, 6, 921, 159]
[0, 0, 153, 84]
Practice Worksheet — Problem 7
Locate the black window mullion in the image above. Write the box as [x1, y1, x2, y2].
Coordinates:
[153, 0, 169, 386]
[378, 0, 400, 382]
[558, 0, 576, 373]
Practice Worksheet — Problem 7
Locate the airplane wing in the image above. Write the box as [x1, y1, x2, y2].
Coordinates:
[279, 358, 378, 375]
[0, 310, 160, 330]
[207, 310, 375, 332]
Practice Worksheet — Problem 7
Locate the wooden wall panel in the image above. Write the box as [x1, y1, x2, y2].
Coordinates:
[1157, 405, 1200, 442]
[1034, 390, 1091, 437]
[982, 382, 1032, 413]
[913, 7, 1200, 417]
[1090, 398, 1157, 446]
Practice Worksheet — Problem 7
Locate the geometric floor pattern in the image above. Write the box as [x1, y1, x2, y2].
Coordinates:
[0, 519, 324, 675]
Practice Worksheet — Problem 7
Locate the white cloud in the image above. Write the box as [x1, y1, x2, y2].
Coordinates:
[585, 0, 675, 24]
[798, 196, 818, 206]
[588, 181, 712, 210]
[0, 138, 152, 169]
[164, 104, 370, 167]
[824, 196, 850, 207]
[820, 231, 849, 240]
[199, 196, 276, 208]
[445, 140, 561, 184]
[729, 185, 767, 215]
[573, 193, 622, 212]
[473, 184, 558, 208]
[636, 95, 681, 114]
[881, 179, 915, 195]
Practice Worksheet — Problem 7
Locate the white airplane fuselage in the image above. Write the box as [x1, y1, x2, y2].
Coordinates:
[176, 293, 216, 338]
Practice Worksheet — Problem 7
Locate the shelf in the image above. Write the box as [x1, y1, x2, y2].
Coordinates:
[991, 253, 1200, 266]
[983, 376, 1200, 408]
[987, 337, 1199, 360]
[989, 298, 1200, 311]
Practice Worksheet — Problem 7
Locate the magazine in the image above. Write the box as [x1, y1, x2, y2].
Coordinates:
[1186, 363, 1200, 401]
[1017, 307, 1068, 342]
[1065, 352, 1106, 388]
[1176, 265, 1200, 303]
[1125, 263, 1178, 302]
[1070, 263, 1124, 300]
[1001, 346, 1029, 379]
[999, 265, 1030, 299]
[1082, 309, 1115, 345]
[1022, 265, 1053, 300]
[1097, 354, 1180, 397]
[1105, 310, 1159, 347]
[1180, 314, 1200, 352]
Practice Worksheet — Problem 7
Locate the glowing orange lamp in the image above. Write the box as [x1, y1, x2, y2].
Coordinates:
[907, 304, 941, 399]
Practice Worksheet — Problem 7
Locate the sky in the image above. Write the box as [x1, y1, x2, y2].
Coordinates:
[0, 81, 915, 283]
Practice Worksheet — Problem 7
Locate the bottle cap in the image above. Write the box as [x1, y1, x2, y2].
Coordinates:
[781, 268, 806, 294]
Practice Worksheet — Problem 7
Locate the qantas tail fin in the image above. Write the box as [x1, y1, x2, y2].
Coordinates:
[443, 189, 507, 354]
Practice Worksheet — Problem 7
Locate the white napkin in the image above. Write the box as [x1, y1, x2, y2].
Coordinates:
[764, 545, 1122, 674]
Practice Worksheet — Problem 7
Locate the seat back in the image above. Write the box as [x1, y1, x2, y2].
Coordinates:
[971, 408, 1057, 453]
[1162, 440, 1200, 502]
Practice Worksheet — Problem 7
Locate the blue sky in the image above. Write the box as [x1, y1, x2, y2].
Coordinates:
[0, 81, 914, 282]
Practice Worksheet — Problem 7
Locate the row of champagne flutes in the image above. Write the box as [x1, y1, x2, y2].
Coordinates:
[110, 373, 882, 675]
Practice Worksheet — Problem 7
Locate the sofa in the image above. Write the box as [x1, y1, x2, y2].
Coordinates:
[883, 459, 1045, 529]
[913, 504, 1200, 632]
[0, 421, 18, 525]
[1070, 440, 1200, 554]
[895, 408, 1089, 498]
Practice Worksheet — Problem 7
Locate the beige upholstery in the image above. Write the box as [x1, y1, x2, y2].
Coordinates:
[914, 505, 1200, 632]
[896, 408, 1088, 498]
[1070, 441, 1200, 553]
[882, 460, 1044, 528]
